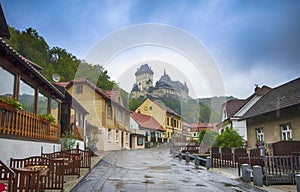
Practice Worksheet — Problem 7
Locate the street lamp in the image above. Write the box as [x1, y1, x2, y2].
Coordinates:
[172, 114, 175, 158]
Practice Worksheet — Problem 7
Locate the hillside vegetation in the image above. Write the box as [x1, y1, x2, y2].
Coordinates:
[6, 26, 236, 123]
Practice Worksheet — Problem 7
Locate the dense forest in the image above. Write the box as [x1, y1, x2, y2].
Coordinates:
[5, 26, 236, 123]
[5, 26, 128, 103]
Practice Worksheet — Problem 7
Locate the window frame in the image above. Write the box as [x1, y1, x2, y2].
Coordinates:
[280, 123, 292, 141]
[256, 127, 264, 142]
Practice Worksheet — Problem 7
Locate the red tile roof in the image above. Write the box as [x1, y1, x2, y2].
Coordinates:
[105, 90, 121, 103]
[131, 111, 165, 131]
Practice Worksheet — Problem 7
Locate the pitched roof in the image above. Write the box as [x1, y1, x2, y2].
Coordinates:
[135, 64, 154, 76]
[105, 90, 121, 103]
[223, 85, 271, 118]
[224, 99, 247, 118]
[60, 77, 129, 112]
[131, 111, 165, 131]
[152, 99, 180, 117]
[242, 77, 300, 119]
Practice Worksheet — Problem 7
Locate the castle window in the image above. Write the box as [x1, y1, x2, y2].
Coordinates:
[149, 106, 152, 110]
[137, 109, 141, 113]
[144, 106, 148, 111]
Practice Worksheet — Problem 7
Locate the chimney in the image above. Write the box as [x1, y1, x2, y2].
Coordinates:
[254, 84, 260, 93]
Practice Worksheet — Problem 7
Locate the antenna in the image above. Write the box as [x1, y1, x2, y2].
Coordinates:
[52, 74, 60, 83]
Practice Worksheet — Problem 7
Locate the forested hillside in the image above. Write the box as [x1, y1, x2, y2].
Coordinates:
[6, 26, 236, 123]
[5, 27, 117, 90]
[129, 95, 236, 123]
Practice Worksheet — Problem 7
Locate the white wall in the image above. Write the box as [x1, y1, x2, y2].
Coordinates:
[232, 120, 247, 140]
[0, 138, 61, 166]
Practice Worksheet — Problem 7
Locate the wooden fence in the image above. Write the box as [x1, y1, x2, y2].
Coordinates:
[0, 108, 60, 142]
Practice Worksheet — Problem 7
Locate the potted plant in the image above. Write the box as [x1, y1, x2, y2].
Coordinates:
[40, 113, 56, 123]
[0, 96, 24, 111]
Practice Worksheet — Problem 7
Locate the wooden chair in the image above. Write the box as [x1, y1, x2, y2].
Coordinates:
[0, 160, 14, 192]
[11, 168, 40, 192]
[10, 156, 65, 192]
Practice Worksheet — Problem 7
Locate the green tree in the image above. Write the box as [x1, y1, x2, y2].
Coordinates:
[212, 127, 243, 147]
[197, 129, 219, 146]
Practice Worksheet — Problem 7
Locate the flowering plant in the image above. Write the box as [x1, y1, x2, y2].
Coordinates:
[256, 140, 264, 148]
[0, 95, 24, 110]
[40, 113, 56, 123]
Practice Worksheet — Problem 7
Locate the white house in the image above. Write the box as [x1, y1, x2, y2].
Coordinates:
[219, 86, 271, 143]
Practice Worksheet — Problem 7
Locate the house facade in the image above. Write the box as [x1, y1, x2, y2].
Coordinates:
[129, 114, 145, 149]
[135, 98, 182, 142]
[219, 86, 271, 143]
[130, 111, 165, 148]
[190, 122, 218, 138]
[242, 78, 300, 149]
[0, 37, 65, 164]
[62, 78, 130, 151]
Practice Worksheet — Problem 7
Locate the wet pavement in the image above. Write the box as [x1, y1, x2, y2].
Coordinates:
[72, 147, 265, 192]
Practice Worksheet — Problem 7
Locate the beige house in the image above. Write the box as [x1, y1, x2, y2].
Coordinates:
[242, 78, 300, 149]
[61, 78, 130, 151]
[135, 98, 181, 142]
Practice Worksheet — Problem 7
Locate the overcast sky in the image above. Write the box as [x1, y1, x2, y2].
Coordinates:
[2, 0, 300, 99]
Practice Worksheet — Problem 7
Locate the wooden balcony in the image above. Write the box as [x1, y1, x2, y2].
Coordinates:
[0, 108, 60, 143]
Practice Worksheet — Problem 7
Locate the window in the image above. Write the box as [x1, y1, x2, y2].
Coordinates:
[116, 130, 119, 142]
[144, 106, 148, 111]
[51, 99, 59, 122]
[193, 132, 197, 138]
[280, 123, 292, 141]
[117, 109, 123, 122]
[137, 109, 141, 113]
[108, 129, 111, 142]
[0, 65, 15, 97]
[137, 136, 144, 145]
[149, 106, 152, 110]
[107, 103, 112, 119]
[19, 79, 35, 113]
[126, 133, 128, 141]
[38, 92, 48, 115]
[256, 128, 264, 142]
[167, 117, 169, 126]
[75, 85, 83, 94]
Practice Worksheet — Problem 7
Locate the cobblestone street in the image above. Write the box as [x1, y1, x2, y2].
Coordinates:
[72, 147, 265, 192]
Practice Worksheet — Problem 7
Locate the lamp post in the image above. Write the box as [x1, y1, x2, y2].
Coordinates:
[172, 114, 175, 158]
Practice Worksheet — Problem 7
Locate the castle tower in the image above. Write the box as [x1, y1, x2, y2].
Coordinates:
[135, 64, 153, 91]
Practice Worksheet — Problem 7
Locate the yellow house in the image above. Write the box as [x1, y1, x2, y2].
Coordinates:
[135, 98, 181, 142]
[62, 77, 130, 151]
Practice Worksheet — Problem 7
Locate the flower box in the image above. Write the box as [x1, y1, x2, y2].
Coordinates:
[0, 100, 16, 112]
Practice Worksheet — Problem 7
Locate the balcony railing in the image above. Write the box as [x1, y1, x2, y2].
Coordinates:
[0, 107, 60, 142]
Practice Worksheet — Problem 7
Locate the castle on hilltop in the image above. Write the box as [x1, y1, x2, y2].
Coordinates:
[130, 64, 189, 100]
